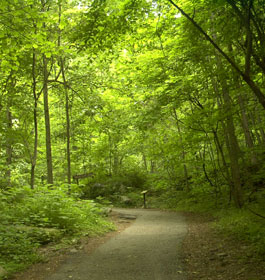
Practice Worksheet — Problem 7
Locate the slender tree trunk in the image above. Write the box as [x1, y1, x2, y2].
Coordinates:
[108, 133, 112, 176]
[212, 129, 231, 184]
[174, 111, 190, 192]
[61, 59, 71, 185]
[227, 42, 257, 164]
[5, 106, 12, 187]
[113, 150, 119, 175]
[58, 1, 71, 185]
[212, 75, 242, 206]
[43, 54, 53, 185]
[249, 111, 263, 145]
[238, 94, 257, 164]
[30, 49, 38, 189]
[142, 153, 148, 171]
[150, 160, 156, 173]
[222, 98, 243, 208]
[256, 113, 265, 143]
[215, 60, 243, 208]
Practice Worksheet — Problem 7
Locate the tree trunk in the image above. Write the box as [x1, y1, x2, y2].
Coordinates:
[58, 1, 71, 185]
[5, 107, 12, 187]
[108, 133, 112, 176]
[43, 54, 53, 185]
[30, 49, 38, 189]
[174, 111, 190, 192]
[61, 59, 71, 185]
[215, 57, 243, 208]
[256, 112, 265, 143]
[142, 153, 148, 171]
[237, 94, 257, 164]
[211, 71, 243, 207]
[222, 87, 243, 208]
[212, 129, 232, 185]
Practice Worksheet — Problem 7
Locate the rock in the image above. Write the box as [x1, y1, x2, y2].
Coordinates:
[118, 214, 137, 220]
[0, 266, 7, 278]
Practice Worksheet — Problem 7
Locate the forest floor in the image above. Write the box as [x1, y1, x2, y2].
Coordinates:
[182, 212, 265, 280]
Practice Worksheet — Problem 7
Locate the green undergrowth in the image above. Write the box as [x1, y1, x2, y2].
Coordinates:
[214, 207, 265, 257]
[0, 185, 115, 278]
[152, 187, 265, 258]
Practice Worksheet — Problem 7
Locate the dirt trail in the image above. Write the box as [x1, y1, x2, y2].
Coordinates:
[44, 208, 187, 280]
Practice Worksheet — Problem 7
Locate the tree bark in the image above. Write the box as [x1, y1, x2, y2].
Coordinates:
[43, 54, 53, 185]
[30, 48, 38, 189]
[5, 106, 12, 187]
[174, 110, 190, 192]
[256, 112, 265, 143]
[61, 58, 71, 185]
[215, 56, 243, 208]
[237, 94, 257, 164]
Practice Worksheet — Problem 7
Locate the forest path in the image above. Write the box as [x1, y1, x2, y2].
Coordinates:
[44, 208, 187, 280]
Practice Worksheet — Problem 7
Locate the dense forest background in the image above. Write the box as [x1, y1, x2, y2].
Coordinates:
[0, 0, 265, 277]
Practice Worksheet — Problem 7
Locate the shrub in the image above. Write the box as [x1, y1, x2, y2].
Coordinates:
[2, 186, 113, 233]
[215, 207, 265, 256]
[0, 185, 114, 276]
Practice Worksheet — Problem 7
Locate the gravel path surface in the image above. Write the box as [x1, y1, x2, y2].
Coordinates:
[44, 208, 187, 280]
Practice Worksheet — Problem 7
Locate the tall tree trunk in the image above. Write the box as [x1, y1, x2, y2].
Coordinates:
[253, 103, 265, 144]
[222, 86, 243, 208]
[43, 54, 53, 185]
[61, 59, 71, 185]
[212, 129, 232, 185]
[212, 73, 242, 207]
[249, 111, 263, 145]
[150, 160, 156, 173]
[113, 149, 119, 175]
[142, 153, 148, 171]
[5, 106, 12, 187]
[108, 133, 112, 176]
[215, 55, 243, 207]
[256, 112, 265, 143]
[237, 94, 257, 164]
[174, 110, 190, 192]
[58, 1, 71, 185]
[30, 49, 38, 189]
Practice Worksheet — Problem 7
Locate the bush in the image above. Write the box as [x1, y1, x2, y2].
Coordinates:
[0, 226, 41, 274]
[0, 185, 114, 276]
[83, 169, 148, 202]
[2, 186, 113, 233]
[215, 207, 265, 256]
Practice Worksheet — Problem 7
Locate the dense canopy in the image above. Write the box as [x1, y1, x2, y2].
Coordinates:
[0, 0, 265, 274]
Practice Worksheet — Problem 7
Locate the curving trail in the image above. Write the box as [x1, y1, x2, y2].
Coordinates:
[45, 208, 187, 280]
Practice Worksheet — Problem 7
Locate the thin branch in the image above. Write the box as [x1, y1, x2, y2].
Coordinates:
[167, 0, 265, 109]
[246, 206, 265, 220]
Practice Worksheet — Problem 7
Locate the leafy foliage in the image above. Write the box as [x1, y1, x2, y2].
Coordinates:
[0, 186, 114, 275]
[0, 0, 265, 276]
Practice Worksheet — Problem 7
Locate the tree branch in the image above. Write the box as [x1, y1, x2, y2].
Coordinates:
[167, 0, 265, 110]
